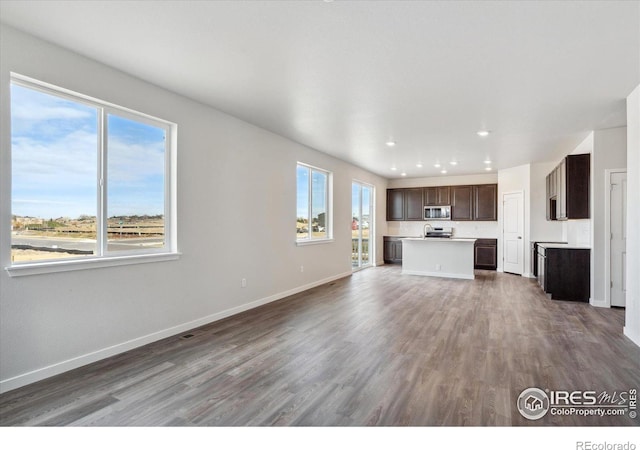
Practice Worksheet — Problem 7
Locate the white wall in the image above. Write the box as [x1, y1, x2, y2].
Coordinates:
[387, 173, 498, 189]
[591, 127, 627, 306]
[386, 221, 498, 239]
[0, 25, 389, 392]
[386, 173, 499, 239]
[625, 85, 640, 346]
[497, 165, 531, 276]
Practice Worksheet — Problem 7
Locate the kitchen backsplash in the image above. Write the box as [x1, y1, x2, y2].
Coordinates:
[563, 219, 591, 247]
[386, 221, 499, 239]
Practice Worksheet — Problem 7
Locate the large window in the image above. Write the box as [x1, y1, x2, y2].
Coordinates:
[296, 163, 332, 243]
[9, 74, 176, 271]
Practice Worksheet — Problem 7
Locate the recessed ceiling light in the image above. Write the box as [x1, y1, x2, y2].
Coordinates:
[416, 163, 423, 168]
[441, 169, 447, 174]
[386, 140, 396, 147]
[450, 161, 458, 166]
[484, 159, 492, 164]
[400, 172, 407, 177]
[390, 167, 397, 171]
[477, 130, 491, 137]
[434, 163, 441, 168]
[485, 167, 492, 171]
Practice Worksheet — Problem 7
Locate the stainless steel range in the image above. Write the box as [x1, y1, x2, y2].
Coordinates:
[425, 226, 453, 238]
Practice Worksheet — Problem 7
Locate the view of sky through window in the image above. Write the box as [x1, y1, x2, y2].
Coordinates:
[11, 84, 98, 219]
[11, 84, 166, 220]
[296, 164, 329, 240]
[107, 113, 165, 218]
[10, 81, 169, 263]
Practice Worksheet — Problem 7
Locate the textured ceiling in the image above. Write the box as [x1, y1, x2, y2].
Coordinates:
[1, 0, 638, 178]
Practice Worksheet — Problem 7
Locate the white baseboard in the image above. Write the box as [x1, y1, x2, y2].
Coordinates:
[624, 326, 640, 348]
[0, 271, 352, 394]
[522, 272, 535, 279]
[590, 298, 609, 308]
[402, 269, 474, 280]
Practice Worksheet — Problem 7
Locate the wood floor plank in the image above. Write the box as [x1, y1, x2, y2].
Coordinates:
[1, 265, 639, 426]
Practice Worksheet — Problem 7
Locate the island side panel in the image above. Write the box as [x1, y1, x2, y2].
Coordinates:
[401, 239, 476, 279]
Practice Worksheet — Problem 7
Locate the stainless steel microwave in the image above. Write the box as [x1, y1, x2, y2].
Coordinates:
[424, 205, 451, 220]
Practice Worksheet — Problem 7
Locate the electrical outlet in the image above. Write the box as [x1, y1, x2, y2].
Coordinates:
[241, 278, 247, 288]
[436, 264, 441, 271]
[300, 265, 304, 273]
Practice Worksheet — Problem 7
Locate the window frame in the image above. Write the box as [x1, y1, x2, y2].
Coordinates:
[296, 162, 333, 245]
[351, 179, 375, 270]
[6, 73, 178, 277]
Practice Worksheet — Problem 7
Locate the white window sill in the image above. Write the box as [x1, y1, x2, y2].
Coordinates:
[5, 252, 181, 277]
[296, 238, 334, 247]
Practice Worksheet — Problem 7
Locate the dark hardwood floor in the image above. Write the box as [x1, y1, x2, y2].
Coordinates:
[1, 265, 639, 426]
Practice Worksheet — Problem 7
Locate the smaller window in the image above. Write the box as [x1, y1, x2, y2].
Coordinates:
[296, 163, 332, 243]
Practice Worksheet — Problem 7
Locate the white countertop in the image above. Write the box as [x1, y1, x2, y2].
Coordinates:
[401, 237, 477, 243]
[537, 243, 591, 249]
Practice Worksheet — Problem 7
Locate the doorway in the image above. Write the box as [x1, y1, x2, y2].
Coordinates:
[352, 181, 374, 270]
[608, 170, 627, 307]
[502, 191, 524, 275]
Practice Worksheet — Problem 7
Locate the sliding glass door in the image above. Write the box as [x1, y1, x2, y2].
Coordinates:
[352, 181, 374, 270]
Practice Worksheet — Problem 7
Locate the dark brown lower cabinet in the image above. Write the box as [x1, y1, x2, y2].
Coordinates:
[544, 248, 590, 302]
[474, 239, 497, 270]
[385, 236, 496, 268]
[383, 236, 403, 264]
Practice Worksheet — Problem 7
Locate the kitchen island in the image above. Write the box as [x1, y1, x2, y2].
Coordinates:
[401, 237, 477, 279]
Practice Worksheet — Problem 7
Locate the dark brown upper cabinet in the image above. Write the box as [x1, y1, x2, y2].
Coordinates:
[404, 188, 424, 220]
[473, 184, 498, 221]
[387, 189, 405, 221]
[424, 186, 450, 206]
[388, 183, 497, 221]
[451, 184, 497, 221]
[451, 185, 473, 220]
[386, 188, 424, 221]
[546, 154, 590, 221]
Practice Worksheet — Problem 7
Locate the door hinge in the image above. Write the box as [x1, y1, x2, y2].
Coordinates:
[611, 280, 613, 288]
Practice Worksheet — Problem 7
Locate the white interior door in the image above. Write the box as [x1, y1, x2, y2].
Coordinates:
[610, 172, 627, 307]
[503, 191, 524, 275]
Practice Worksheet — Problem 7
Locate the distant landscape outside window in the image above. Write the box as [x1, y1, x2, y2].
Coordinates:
[10, 78, 170, 264]
[296, 163, 330, 241]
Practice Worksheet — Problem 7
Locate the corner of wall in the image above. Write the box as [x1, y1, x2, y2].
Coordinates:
[625, 84, 640, 347]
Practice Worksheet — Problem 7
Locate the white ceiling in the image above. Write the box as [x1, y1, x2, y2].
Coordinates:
[1, 1, 638, 178]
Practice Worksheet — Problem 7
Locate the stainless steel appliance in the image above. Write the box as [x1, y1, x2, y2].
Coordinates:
[425, 226, 453, 238]
[424, 205, 451, 220]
